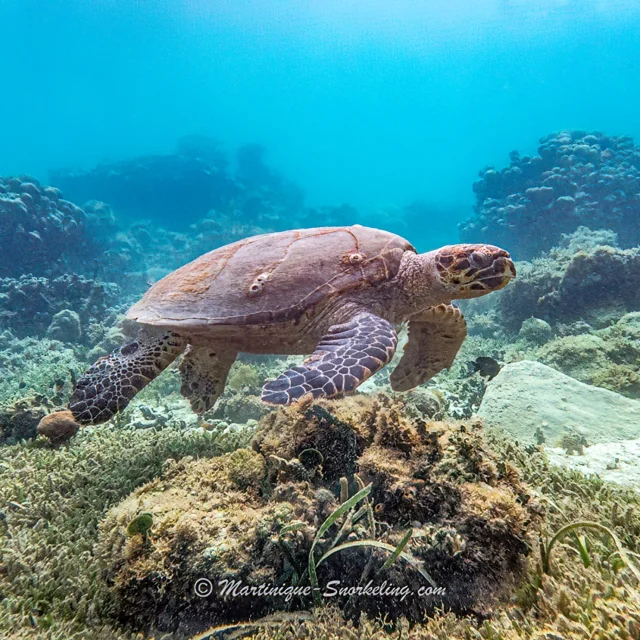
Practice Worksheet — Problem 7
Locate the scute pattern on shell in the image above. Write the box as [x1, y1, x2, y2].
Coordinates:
[127, 226, 414, 327]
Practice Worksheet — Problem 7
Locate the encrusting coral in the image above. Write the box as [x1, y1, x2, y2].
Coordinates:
[94, 393, 540, 637]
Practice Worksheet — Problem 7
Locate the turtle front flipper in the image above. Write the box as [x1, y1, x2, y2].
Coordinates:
[262, 312, 397, 405]
[69, 331, 186, 424]
[389, 304, 467, 392]
[179, 346, 237, 414]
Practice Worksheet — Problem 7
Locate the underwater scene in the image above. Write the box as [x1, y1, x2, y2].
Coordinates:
[2, 1, 640, 638]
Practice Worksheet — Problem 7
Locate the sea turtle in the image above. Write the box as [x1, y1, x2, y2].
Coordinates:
[68, 225, 515, 424]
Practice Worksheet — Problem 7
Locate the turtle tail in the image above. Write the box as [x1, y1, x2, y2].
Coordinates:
[68, 331, 186, 425]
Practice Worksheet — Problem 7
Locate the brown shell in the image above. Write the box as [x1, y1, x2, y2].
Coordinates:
[127, 225, 415, 328]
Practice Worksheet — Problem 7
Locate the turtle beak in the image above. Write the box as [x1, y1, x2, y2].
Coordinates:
[493, 256, 516, 290]
[477, 251, 516, 291]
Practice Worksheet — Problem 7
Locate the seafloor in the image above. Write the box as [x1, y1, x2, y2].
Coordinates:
[1, 131, 640, 639]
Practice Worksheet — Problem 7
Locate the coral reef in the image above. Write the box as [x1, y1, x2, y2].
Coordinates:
[0, 334, 83, 406]
[95, 393, 539, 636]
[0, 176, 89, 277]
[50, 138, 304, 232]
[0, 396, 50, 445]
[517, 316, 552, 345]
[460, 130, 640, 259]
[499, 312, 640, 398]
[46, 309, 82, 342]
[51, 151, 236, 230]
[497, 227, 640, 333]
[2, 130, 640, 640]
[0, 274, 123, 340]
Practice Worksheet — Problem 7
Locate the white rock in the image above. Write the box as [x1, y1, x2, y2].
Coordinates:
[476, 360, 640, 445]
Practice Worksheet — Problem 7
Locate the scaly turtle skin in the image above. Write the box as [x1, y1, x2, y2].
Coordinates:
[68, 225, 515, 424]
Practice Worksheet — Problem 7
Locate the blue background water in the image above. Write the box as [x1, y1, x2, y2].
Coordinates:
[1, 0, 639, 241]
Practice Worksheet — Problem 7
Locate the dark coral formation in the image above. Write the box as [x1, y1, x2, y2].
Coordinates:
[0, 274, 122, 340]
[51, 138, 304, 231]
[0, 176, 91, 277]
[497, 228, 640, 333]
[460, 131, 640, 258]
[0, 396, 50, 445]
[52, 154, 237, 230]
[96, 394, 539, 637]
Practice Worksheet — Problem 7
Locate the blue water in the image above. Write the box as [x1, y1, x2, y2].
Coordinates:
[3, 4, 640, 637]
[1, 0, 640, 244]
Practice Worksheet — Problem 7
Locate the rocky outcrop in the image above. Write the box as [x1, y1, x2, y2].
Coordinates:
[96, 394, 539, 635]
[497, 228, 640, 333]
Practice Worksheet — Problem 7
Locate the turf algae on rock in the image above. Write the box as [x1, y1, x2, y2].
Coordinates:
[95, 393, 540, 637]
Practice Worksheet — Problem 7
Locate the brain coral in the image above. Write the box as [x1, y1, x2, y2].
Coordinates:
[460, 131, 640, 258]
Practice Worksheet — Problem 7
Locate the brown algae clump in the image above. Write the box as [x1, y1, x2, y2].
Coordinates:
[95, 393, 541, 636]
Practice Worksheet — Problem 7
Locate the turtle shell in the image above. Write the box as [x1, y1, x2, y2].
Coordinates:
[127, 225, 415, 328]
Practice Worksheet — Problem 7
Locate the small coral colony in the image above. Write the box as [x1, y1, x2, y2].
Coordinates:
[1, 131, 640, 640]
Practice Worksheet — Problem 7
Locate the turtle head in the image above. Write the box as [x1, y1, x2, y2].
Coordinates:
[431, 244, 516, 299]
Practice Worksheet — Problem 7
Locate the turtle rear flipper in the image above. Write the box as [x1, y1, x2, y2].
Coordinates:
[389, 304, 467, 392]
[179, 346, 237, 414]
[261, 312, 397, 405]
[69, 331, 186, 424]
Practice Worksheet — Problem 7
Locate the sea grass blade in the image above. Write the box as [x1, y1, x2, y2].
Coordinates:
[279, 521, 308, 536]
[381, 528, 413, 571]
[316, 538, 437, 588]
[308, 484, 372, 603]
[545, 521, 640, 586]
